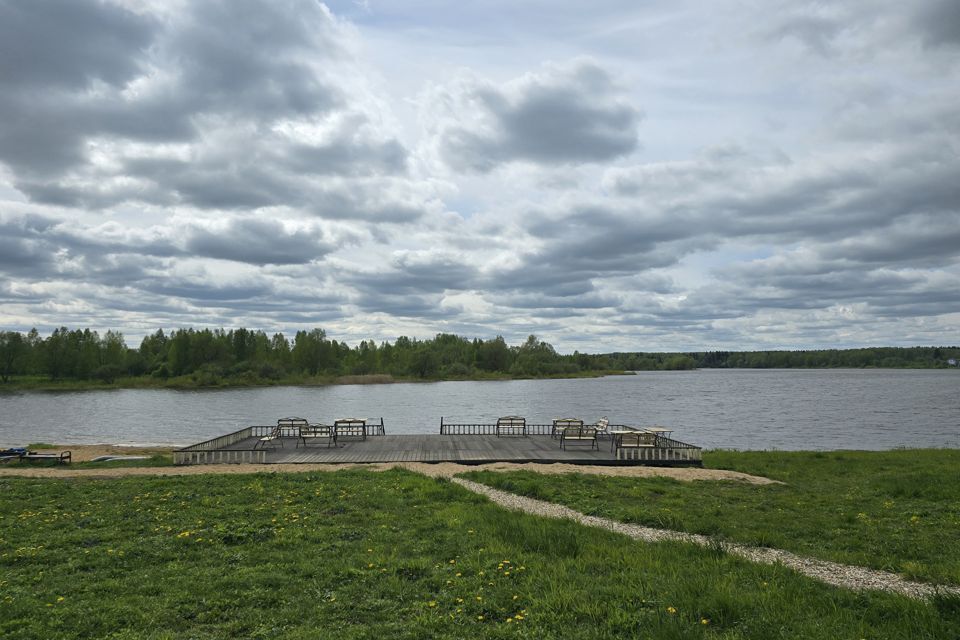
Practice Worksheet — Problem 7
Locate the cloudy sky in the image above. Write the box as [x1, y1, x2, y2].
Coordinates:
[1, 0, 958, 352]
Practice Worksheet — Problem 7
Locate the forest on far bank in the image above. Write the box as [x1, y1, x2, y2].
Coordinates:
[0, 327, 958, 386]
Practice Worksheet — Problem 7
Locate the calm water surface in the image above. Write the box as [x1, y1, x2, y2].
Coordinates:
[0, 369, 957, 450]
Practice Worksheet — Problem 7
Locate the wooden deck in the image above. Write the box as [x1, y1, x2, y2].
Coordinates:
[175, 432, 702, 466]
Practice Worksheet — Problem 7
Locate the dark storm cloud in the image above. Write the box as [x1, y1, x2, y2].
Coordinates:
[284, 116, 409, 176]
[102, 148, 423, 220]
[0, 235, 55, 275]
[166, 0, 344, 118]
[352, 292, 448, 318]
[435, 61, 641, 172]
[64, 254, 166, 289]
[0, 0, 419, 220]
[345, 253, 480, 296]
[914, 0, 960, 47]
[0, 215, 62, 276]
[766, 0, 960, 58]
[0, 0, 156, 90]
[489, 291, 620, 311]
[481, 202, 706, 301]
[141, 280, 273, 303]
[818, 213, 960, 267]
[121, 155, 293, 210]
[0, 1, 172, 176]
[184, 219, 336, 266]
[711, 264, 960, 319]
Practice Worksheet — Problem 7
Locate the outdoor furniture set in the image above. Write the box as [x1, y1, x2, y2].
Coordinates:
[255, 417, 379, 450]
[252, 413, 670, 457]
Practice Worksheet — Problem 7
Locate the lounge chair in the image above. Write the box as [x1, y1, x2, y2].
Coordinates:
[593, 417, 610, 439]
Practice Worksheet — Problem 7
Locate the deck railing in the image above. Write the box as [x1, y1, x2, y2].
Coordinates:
[439, 418, 702, 463]
[439, 418, 553, 435]
[365, 418, 387, 436]
[174, 419, 387, 465]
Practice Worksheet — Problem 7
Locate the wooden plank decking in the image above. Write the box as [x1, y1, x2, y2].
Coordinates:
[209, 434, 696, 466]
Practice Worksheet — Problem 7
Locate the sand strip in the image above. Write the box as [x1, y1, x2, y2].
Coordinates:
[0, 457, 776, 484]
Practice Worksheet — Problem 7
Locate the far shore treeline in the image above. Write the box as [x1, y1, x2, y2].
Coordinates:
[0, 327, 958, 387]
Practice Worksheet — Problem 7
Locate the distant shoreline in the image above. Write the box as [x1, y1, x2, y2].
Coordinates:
[1, 364, 956, 393]
[0, 369, 631, 392]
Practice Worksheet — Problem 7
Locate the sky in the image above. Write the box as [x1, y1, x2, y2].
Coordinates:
[1, 0, 958, 353]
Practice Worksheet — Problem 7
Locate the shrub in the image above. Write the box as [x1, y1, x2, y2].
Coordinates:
[93, 364, 124, 383]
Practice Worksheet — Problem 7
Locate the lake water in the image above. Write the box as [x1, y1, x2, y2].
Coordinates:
[0, 369, 957, 450]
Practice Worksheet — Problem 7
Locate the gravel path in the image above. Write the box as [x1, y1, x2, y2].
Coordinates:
[452, 477, 960, 601]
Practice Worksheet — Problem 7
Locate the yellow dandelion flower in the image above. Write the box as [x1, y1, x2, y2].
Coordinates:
[477, 615, 484, 621]
[667, 606, 677, 615]
[701, 618, 710, 625]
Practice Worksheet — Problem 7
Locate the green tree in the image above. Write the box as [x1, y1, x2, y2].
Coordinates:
[477, 336, 511, 372]
[0, 331, 26, 382]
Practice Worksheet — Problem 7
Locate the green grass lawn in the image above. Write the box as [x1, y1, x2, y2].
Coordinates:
[1, 468, 958, 639]
[461, 449, 960, 586]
